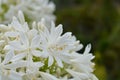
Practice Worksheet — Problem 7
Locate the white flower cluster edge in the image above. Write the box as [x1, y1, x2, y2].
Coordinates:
[0, 0, 55, 25]
[0, 0, 98, 80]
[0, 11, 98, 80]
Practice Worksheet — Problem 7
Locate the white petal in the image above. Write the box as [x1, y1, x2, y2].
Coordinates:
[84, 44, 91, 54]
[23, 22, 29, 32]
[0, 24, 8, 31]
[3, 50, 14, 64]
[19, 32, 29, 47]
[77, 44, 83, 50]
[66, 69, 89, 80]
[9, 70, 23, 80]
[10, 53, 27, 62]
[50, 21, 55, 32]
[28, 29, 38, 39]
[51, 24, 63, 40]
[40, 50, 48, 58]
[6, 61, 27, 69]
[55, 57, 63, 68]
[29, 29, 38, 36]
[18, 11, 25, 24]
[55, 24, 63, 36]
[32, 50, 42, 57]
[59, 32, 72, 44]
[32, 21, 37, 29]
[60, 53, 72, 64]
[11, 17, 24, 32]
[9, 41, 23, 50]
[5, 32, 19, 37]
[33, 62, 44, 68]
[31, 35, 40, 48]
[77, 64, 93, 73]
[48, 55, 54, 67]
[40, 72, 58, 80]
[4, 45, 14, 50]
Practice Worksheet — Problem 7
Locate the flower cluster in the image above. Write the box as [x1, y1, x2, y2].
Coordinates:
[0, 0, 55, 25]
[0, 11, 98, 80]
[0, 0, 98, 79]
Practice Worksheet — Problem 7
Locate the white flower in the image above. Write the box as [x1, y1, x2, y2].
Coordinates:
[66, 69, 98, 80]
[0, 50, 26, 80]
[0, 11, 29, 45]
[39, 72, 59, 80]
[23, 55, 44, 80]
[6, 31, 42, 60]
[66, 69, 90, 80]
[0, 11, 98, 80]
[36, 21, 83, 68]
[64, 44, 98, 80]
[3, 11, 41, 59]
[70, 44, 95, 74]
[0, 0, 55, 26]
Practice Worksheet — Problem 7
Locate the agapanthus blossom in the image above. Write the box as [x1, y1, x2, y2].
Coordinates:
[0, 11, 98, 80]
[0, 0, 55, 26]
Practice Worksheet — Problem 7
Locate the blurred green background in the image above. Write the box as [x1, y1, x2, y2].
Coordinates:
[52, 0, 120, 80]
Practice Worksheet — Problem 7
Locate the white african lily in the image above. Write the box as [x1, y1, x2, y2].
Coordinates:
[0, 50, 26, 80]
[5, 31, 42, 60]
[35, 21, 83, 68]
[70, 44, 95, 74]
[66, 69, 98, 80]
[0, 11, 98, 80]
[4, 11, 28, 32]
[0, 0, 55, 26]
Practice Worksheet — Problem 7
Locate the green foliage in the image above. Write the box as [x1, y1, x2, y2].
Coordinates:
[0, 4, 9, 22]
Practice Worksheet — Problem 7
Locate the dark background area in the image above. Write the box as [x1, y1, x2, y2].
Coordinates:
[52, 0, 120, 80]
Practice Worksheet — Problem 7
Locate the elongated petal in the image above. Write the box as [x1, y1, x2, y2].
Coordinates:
[0, 24, 8, 31]
[3, 50, 14, 64]
[51, 24, 63, 40]
[55, 57, 63, 68]
[66, 69, 89, 80]
[33, 62, 44, 68]
[28, 29, 38, 39]
[10, 53, 27, 62]
[5, 32, 19, 37]
[6, 61, 27, 69]
[23, 22, 29, 32]
[9, 41, 23, 50]
[55, 24, 63, 36]
[18, 11, 25, 24]
[4, 45, 14, 50]
[31, 35, 40, 48]
[48, 55, 54, 67]
[19, 32, 29, 47]
[11, 17, 24, 32]
[40, 72, 59, 80]
[84, 44, 91, 54]
[9, 70, 24, 80]
[32, 50, 42, 57]
[50, 21, 55, 33]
